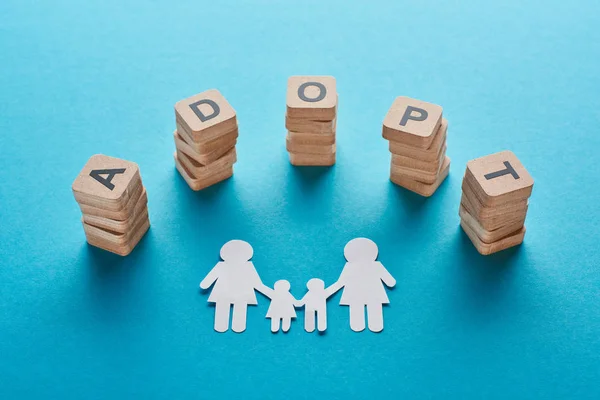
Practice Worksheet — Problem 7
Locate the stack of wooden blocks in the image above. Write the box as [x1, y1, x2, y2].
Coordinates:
[72, 155, 150, 256]
[285, 76, 337, 166]
[383, 96, 450, 196]
[174, 89, 238, 190]
[459, 150, 534, 255]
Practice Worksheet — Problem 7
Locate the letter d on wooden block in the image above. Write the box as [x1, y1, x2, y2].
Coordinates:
[189, 99, 220, 122]
[174, 89, 237, 143]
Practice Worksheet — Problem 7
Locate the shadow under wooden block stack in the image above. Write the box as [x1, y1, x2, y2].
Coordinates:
[72, 154, 150, 256]
[459, 150, 534, 255]
[383, 96, 450, 196]
[285, 76, 337, 166]
[174, 89, 238, 190]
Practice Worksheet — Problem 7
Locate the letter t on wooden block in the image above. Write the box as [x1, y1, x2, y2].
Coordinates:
[459, 150, 534, 255]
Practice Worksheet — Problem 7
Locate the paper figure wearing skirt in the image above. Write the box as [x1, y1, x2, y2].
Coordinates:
[200, 240, 271, 333]
[327, 238, 396, 332]
[265, 279, 301, 333]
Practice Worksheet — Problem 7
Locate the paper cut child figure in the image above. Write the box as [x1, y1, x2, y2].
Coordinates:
[297, 278, 335, 333]
[327, 238, 396, 333]
[199, 240, 271, 333]
[265, 280, 300, 333]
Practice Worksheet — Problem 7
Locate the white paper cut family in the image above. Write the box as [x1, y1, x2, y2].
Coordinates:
[199, 238, 396, 333]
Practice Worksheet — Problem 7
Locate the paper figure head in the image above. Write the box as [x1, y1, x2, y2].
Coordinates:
[220, 240, 253, 262]
[306, 278, 325, 291]
[274, 279, 291, 291]
[344, 237, 378, 262]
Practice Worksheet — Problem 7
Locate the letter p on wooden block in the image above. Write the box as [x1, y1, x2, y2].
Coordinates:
[382, 96, 443, 149]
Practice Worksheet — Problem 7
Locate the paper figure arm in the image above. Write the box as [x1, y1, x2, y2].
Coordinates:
[377, 262, 396, 288]
[325, 281, 344, 298]
[247, 261, 273, 298]
[255, 283, 274, 299]
[294, 295, 304, 308]
[199, 263, 221, 290]
[325, 264, 349, 298]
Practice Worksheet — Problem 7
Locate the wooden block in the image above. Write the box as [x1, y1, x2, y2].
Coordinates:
[174, 152, 233, 191]
[289, 152, 336, 166]
[83, 209, 149, 246]
[174, 89, 237, 143]
[389, 118, 448, 162]
[465, 150, 534, 207]
[461, 196, 526, 231]
[75, 179, 143, 212]
[287, 131, 336, 146]
[460, 220, 525, 256]
[461, 177, 528, 219]
[82, 190, 149, 233]
[285, 115, 336, 134]
[85, 217, 150, 256]
[382, 96, 443, 149]
[460, 187, 528, 230]
[175, 124, 238, 152]
[391, 144, 447, 173]
[72, 154, 142, 211]
[176, 148, 236, 178]
[390, 156, 450, 197]
[174, 131, 236, 166]
[390, 149, 446, 184]
[79, 187, 147, 221]
[459, 205, 525, 244]
[286, 76, 337, 120]
[286, 136, 336, 155]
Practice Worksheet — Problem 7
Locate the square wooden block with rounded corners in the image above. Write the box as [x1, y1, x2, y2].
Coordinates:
[390, 156, 450, 197]
[383, 96, 443, 148]
[175, 89, 237, 142]
[72, 154, 141, 205]
[174, 152, 234, 191]
[389, 118, 448, 161]
[286, 76, 337, 120]
[466, 150, 534, 206]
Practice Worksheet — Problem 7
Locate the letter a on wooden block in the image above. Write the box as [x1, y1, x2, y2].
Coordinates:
[72, 154, 141, 206]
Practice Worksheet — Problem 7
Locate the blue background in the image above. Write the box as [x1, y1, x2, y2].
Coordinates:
[1, 0, 599, 398]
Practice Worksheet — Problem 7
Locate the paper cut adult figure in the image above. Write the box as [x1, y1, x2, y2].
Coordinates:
[327, 238, 396, 332]
[199, 240, 271, 333]
[265, 280, 300, 333]
[298, 278, 335, 333]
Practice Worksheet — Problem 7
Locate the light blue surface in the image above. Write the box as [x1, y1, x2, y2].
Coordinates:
[1, 0, 599, 398]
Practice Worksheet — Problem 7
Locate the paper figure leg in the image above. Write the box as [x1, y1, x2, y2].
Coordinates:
[214, 302, 231, 333]
[367, 303, 384, 332]
[305, 310, 316, 332]
[231, 303, 247, 333]
[271, 318, 281, 333]
[317, 310, 327, 332]
[282, 318, 291, 332]
[349, 305, 366, 332]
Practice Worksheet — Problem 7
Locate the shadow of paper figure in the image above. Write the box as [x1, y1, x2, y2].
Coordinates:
[327, 238, 396, 332]
[265, 280, 300, 333]
[199, 240, 271, 333]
